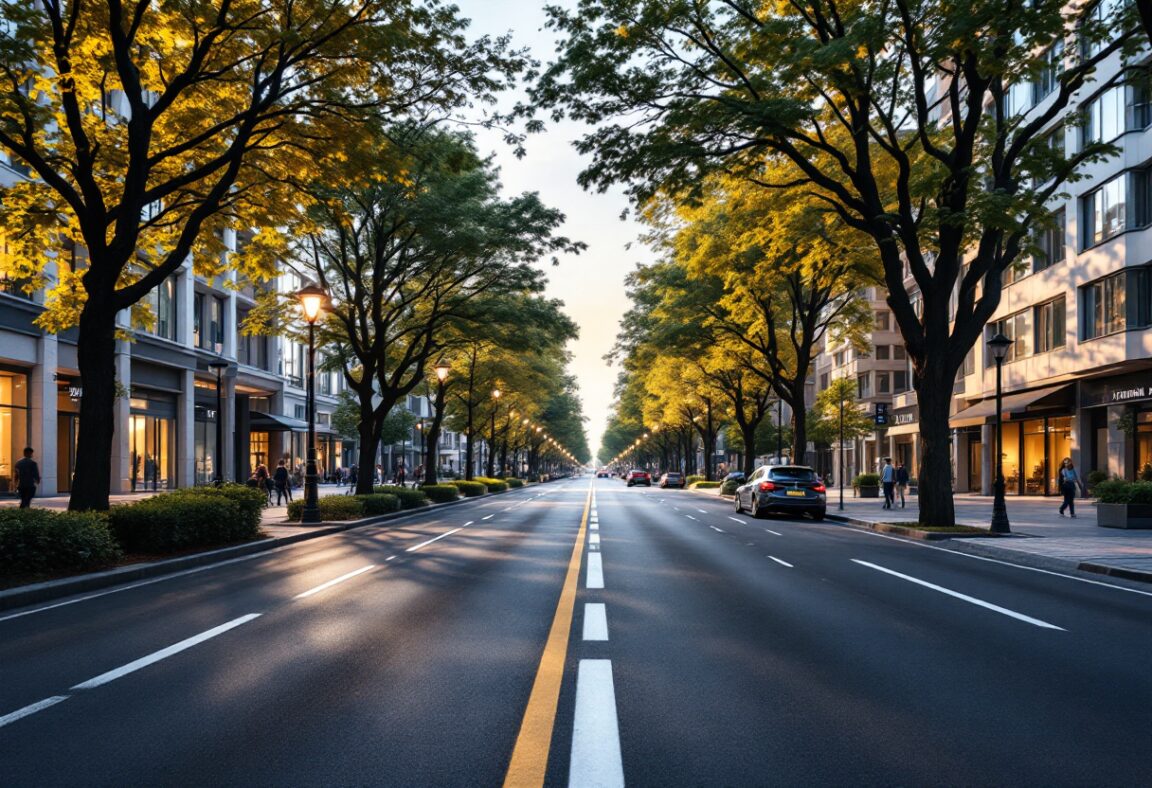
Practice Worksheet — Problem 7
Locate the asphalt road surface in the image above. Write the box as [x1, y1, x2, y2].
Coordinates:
[2, 479, 1149, 786]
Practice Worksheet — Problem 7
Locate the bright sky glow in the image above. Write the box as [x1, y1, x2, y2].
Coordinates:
[456, 0, 650, 462]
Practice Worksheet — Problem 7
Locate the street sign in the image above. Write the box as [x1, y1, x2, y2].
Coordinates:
[874, 402, 889, 426]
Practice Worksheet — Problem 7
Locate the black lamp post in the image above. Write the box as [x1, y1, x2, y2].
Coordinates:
[297, 282, 328, 524]
[777, 398, 784, 462]
[487, 388, 501, 477]
[208, 360, 228, 485]
[988, 332, 1013, 534]
[838, 380, 846, 511]
[429, 359, 450, 485]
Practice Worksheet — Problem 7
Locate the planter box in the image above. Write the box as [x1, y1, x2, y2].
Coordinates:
[1096, 502, 1152, 529]
[856, 485, 880, 498]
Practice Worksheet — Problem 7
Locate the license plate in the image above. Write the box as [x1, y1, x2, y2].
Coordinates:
[786, 490, 806, 497]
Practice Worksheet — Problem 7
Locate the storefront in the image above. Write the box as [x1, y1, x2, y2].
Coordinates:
[0, 368, 30, 496]
[1080, 371, 1152, 479]
[129, 390, 175, 491]
[55, 378, 81, 493]
[193, 402, 219, 486]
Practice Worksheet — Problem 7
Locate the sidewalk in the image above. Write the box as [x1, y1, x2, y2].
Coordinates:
[699, 486, 1152, 583]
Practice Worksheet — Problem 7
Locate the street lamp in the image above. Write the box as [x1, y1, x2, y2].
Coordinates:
[428, 359, 450, 485]
[988, 332, 1013, 534]
[488, 388, 501, 477]
[208, 360, 229, 486]
[838, 380, 845, 511]
[297, 282, 328, 523]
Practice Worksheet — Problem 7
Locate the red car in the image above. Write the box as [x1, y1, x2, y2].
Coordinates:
[625, 470, 651, 487]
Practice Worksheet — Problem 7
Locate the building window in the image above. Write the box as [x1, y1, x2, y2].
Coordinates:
[1033, 209, 1066, 272]
[963, 346, 976, 377]
[875, 345, 890, 360]
[874, 311, 890, 331]
[144, 276, 176, 341]
[819, 372, 829, 390]
[893, 371, 909, 393]
[988, 310, 1029, 363]
[892, 345, 907, 361]
[283, 341, 303, 386]
[1081, 173, 1128, 247]
[857, 372, 871, 399]
[1082, 273, 1126, 339]
[1082, 84, 1126, 146]
[209, 296, 224, 353]
[876, 372, 890, 394]
[1034, 297, 1067, 353]
[1032, 42, 1063, 103]
[193, 293, 203, 348]
[834, 350, 845, 366]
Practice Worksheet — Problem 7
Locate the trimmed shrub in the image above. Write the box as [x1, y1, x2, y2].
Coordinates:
[685, 475, 705, 485]
[357, 494, 400, 515]
[1087, 470, 1110, 489]
[182, 484, 266, 534]
[452, 480, 487, 497]
[474, 476, 508, 492]
[373, 485, 430, 509]
[0, 509, 122, 579]
[1094, 479, 1152, 504]
[691, 481, 721, 489]
[109, 492, 245, 553]
[420, 484, 461, 503]
[853, 473, 881, 487]
[504, 478, 525, 488]
[721, 479, 740, 495]
[287, 495, 366, 521]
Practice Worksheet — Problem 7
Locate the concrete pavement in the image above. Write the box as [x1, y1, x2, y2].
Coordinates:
[697, 486, 1152, 584]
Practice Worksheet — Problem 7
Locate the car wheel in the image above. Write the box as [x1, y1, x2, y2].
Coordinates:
[734, 493, 742, 513]
[751, 498, 762, 519]
[811, 510, 825, 522]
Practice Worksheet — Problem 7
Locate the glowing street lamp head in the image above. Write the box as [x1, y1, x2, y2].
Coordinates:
[297, 282, 328, 324]
[434, 359, 451, 382]
[492, 388, 502, 400]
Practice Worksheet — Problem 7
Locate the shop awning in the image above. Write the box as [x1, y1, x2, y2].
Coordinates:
[249, 412, 310, 432]
[949, 384, 1071, 428]
[884, 421, 921, 437]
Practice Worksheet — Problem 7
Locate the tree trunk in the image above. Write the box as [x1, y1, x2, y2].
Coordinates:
[464, 404, 475, 481]
[68, 305, 119, 511]
[787, 382, 807, 466]
[741, 423, 757, 476]
[914, 360, 957, 527]
[354, 391, 381, 496]
[424, 382, 448, 485]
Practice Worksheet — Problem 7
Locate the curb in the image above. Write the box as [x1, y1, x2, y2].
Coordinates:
[825, 514, 1001, 541]
[0, 486, 524, 612]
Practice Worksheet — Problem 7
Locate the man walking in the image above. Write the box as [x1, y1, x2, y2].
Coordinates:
[14, 446, 40, 509]
[881, 457, 896, 510]
[895, 461, 910, 508]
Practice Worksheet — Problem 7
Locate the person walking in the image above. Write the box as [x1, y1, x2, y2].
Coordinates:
[273, 460, 292, 505]
[14, 446, 40, 509]
[895, 462, 910, 508]
[255, 463, 272, 503]
[881, 457, 896, 510]
[1058, 457, 1082, 518]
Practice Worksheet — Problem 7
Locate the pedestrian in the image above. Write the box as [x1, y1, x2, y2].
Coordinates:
[274, 459, 292, 505]
[881, 457, 896, 509]
[895, 462, 910, 508]
[1058, 457, 1082, 518]
[348, 464, 359, 492]
[14, 446, 40, 509]
[414, 464, 424, 488]
[255, 462, 272, 503]
[395, 463, 406, 487]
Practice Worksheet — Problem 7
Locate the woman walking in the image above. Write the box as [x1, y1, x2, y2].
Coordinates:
[1058, 457, 1081, 518]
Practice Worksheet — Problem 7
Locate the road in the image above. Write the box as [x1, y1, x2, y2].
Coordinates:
[2, 480, 1149, 786]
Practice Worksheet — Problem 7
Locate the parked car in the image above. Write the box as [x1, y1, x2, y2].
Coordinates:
[625, 470, 652, 487]
[733, 465, 826, 520]
[596, 468, 611, 478]
[659, 472, 685, 488]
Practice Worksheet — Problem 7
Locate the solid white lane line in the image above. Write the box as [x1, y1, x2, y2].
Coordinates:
[385, 555, 397, 561]
[765, 528, 782, 536]
[852, 560, 1066, 630]
[768, 556, 793, 568]
[463, 521, 474, 526]
[406, 527, 464, 553]
[710, 526, 724, 533]
[589, 533, 601, 546]
[586, 553, 605, 589]
[697, 509, 707, 513]
[71, 614, 262, 690]
[294, 564, 377, 599]
[686, 515, 698, 521]
[0, 696, 70, 729]
[728, 517, 747, 525]
[482, 514, 495, 520]
[569, 660, 625, 788]
[583, 604, 609, 641]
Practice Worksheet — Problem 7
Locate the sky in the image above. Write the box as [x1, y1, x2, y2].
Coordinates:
[453, 0, 649, 462]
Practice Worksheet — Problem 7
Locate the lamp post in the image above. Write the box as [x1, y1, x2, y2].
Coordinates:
[777, 398, 784, 463]
[297, 283, 328, 524]
[838, 381, 845, 511]
[488, 388, 501, 477]
[988, 332, 1013, 534]
[429, 359, 450, 485]
[208, 360, 228, 485]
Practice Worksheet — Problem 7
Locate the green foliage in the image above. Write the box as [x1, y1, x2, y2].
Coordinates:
[287, 496, 366, 521]
[691, 481, 721, 489]
[685, 475, 705, 485]
[330, 391, 362, 440]
[181, 484, 267, 534]
[420, 484, 461, 503]
[474, 476, 508, 492]
[721, 479, 740, 495]
[373, 486, 430, 509]
[0, 509, 121, 580]
[1087, 470, 1110, 488]
[109, 490, 259, 553]
[853, 473, 881, 487]
[1141, 464, 1152, 482]
[357, 494, 401, 515]
[807, 378, 877, 447]
[504, 478, 525, 488]
[452, 480, 488, 497]
[1094, 479, 1152, 504]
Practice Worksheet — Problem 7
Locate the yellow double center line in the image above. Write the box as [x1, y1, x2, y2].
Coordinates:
[503, 483, 592, 787]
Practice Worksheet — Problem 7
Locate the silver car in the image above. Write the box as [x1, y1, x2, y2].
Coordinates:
[734, 465, 826, 521]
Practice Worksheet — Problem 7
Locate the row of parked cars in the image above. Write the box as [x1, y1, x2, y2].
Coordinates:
[621, 470, 686, 488]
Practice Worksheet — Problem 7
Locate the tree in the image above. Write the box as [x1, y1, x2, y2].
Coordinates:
[534, 0, 1140, 525]
[0, 0, 524, 509]
[292, 127, 580, 494]
[807, 377, 876, 448]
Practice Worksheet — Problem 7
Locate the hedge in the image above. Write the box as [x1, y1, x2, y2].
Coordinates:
[358, 493, 401, 515]
[373, 485, 430, 509]
[691, 481, 721, 489]
[721, 479, 741, 495]
[1093, 479, 1152, 504]
[287, 496, 366, 521]
[685, 475, 705, 485]
[109, 490, 256, 553]
[182, 484, 267, 533]
[0, 509, 122, 580]
[420, 484, 461, 503]
[452, 480, 487, 497]
[474, 476, 508, 492]
[504, 478, 525, 488]
[853, 473, 881, 487]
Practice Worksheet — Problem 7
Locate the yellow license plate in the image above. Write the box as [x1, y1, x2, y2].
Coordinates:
[786, 490, 806, 497]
